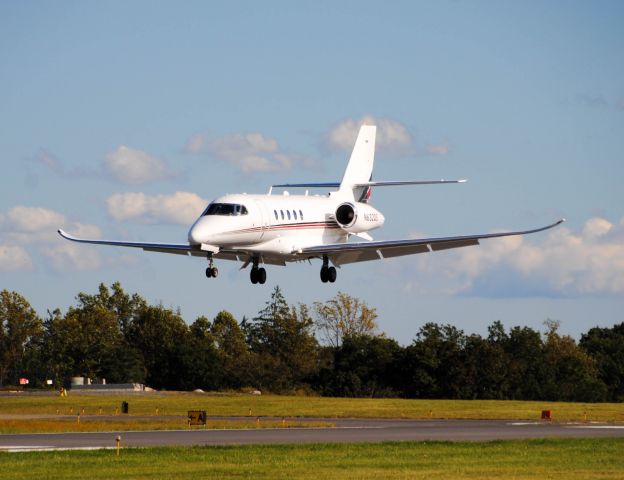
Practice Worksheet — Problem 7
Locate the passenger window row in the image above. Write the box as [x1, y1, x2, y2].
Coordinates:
[274, 209, 303, 222]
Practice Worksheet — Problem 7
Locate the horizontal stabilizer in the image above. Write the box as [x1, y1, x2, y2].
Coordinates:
[271, 182, 341, 189]
[354, 179, 467, 187]
[271, 179, 466, 190]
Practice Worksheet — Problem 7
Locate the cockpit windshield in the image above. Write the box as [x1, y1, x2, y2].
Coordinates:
[202, 203, 248, 216]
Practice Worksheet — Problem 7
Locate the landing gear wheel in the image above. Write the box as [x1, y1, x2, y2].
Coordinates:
[328, 266, 337, 283]
[205, 254, 217, 279]
[250, 268, 258, 284]
[258, 267, 267, 284]
[320, 266, 329, 283]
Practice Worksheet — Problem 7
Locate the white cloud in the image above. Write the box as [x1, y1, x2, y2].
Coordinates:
[106, 191, 207, 224]
[394, 217, 624, 297]
[4, 206, 65, 234]
[40, 243, 101, 271]
[104, 146, 171, 184]
[34, 148, 63, 173]
[426, 144, 450, 155]
[326, 116, 413, 154]
[0, 244, 33, 271]
[0, 205, 102, 272]
[0, 206, 101, 245]
[186, 132, 308, 173]
[185, 133, 206, 154]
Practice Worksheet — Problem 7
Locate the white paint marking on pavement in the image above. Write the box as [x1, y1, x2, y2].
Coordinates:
[568, 426, 624, 429]
[0, 446, 116, 453]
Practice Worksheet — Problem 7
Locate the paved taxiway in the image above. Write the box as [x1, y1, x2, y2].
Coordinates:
[1, 418, 624, 451]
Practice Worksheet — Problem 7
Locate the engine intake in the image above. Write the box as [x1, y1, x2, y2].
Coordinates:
[336, 203, 357, 228]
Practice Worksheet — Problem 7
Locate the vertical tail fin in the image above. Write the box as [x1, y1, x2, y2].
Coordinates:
[338, 125, 376, 201]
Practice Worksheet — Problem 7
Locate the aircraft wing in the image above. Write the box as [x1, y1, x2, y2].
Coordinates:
[58, 229, 197, 256]
[58, 229, 291, 265]
[57, 229, 275, 263]
[298, 219, 565, 266]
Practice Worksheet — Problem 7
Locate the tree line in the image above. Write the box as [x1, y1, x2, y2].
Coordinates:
[1, 283, 622, 402]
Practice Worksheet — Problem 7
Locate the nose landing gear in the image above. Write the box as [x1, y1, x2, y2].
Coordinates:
[205, 254, 218, 278]
[320, 256, 337, 283]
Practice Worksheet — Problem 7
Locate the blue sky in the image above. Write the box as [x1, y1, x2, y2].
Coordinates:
[1, 1, 623, 343]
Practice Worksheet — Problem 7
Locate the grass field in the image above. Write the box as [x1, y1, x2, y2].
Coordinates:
[1, 392, 623, 423]
[1, 438, 623, 479]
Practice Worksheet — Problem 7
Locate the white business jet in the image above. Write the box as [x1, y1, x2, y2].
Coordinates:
[59, 125, 564, 284]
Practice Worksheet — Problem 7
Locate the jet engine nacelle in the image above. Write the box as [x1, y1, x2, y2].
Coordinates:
[334, 202, 385, 234]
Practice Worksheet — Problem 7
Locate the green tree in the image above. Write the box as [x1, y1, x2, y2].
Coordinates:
[40, 284, 147, 385]
[399, 323, 466, 398]
[580, 322, 624, 401]
[162, 316, 221, 391]
[450, 321, 511, 400]
[126, 304, 190, 389]
[462, 333, 509, 399]
[317, 334, 401, 397]
[211, 310, 249, 388]
[314, 292, 378, 347]
[42, 295, 134, 383]
[0, 290, 43, 386]
[502, 325, 546, 399]
[246, 286, 318, 392]
[541, 320, 606, 402]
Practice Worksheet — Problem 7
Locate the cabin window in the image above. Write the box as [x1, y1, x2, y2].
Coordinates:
[287, 210, 291, 220]
[274, 210, 278, 220]
[293, 210, 297, 220]
[299, 210, 303, 220]
[203, 203, 248, 216]
[280, 210, 284, 220]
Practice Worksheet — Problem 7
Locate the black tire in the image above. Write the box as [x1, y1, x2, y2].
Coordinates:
[320, 266, 328, 283]
[328, 266, 337, 283]
[205, 267, 213, 278]
[211, 267, 219, 278]
[258, 267, 267, 284]
[250, 268, 258, 284]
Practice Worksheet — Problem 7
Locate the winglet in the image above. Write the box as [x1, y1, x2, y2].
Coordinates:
[58, 228, 75, 241]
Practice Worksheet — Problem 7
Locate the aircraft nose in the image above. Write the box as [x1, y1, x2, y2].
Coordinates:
[188, 221, 207, 245]
[188, 226, 200, 245]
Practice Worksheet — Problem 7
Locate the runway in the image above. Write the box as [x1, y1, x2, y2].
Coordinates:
[1, 418, 624, 451]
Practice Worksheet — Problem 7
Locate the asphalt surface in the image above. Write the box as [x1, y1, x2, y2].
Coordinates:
[1, 418, 624, 451]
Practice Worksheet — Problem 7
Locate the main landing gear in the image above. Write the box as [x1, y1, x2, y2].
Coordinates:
[320, 256, 337, 283]
[205, 254, 218, 278]
[250, 257, 266, 285]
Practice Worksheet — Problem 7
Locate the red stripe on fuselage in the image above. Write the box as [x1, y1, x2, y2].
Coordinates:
[227, 222, 340, 235]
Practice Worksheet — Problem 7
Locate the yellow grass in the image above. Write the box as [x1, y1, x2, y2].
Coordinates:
[1, 392, 622, 422]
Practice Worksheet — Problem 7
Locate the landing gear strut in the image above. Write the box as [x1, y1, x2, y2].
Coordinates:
[205, 254, 218, 278]
[320, 256, 337, 283]
[250, 257, 266, 285]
